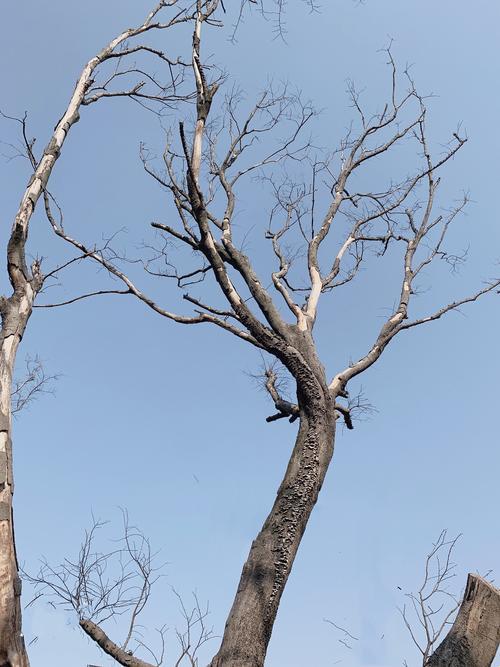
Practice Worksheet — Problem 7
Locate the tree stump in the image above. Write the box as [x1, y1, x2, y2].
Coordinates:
[427, 574, 500, 667]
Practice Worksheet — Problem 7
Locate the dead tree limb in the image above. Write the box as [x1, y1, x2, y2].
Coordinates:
[0, 3, 199, 663]
[36, 11, 499, 667]
[17, 6, 498, 667]
[25, 513, 215, 667]
[80, 620, 155, 667]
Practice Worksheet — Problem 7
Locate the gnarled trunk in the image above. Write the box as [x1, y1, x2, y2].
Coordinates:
[0, 302, 32, 667]
[209, 392, 335, 667]
[427, 574, 500, 667]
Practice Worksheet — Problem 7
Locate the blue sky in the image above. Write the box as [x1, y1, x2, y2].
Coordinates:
[1, 1, 499, 666]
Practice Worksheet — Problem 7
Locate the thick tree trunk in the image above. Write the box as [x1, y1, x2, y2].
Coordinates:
[0, 303, 32, 667]
[209, 396, 335, 667]
[427, 574, 500, 667]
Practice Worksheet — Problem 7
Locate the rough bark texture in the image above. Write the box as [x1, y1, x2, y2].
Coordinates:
[80, 620, 154, 667]
[427, 574, 500, 667]
[209, 334, 336, 667]
[0, 12, 154, 663]
[0, 303, 33, 667]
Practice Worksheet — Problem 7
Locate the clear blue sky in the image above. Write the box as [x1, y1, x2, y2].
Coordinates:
[1, 2, 499, 665]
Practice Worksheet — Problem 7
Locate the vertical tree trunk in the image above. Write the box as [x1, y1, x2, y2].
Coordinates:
[427, 574, 500, 667]
[209, 397, 336, 667]
[0, 300, 33, 667]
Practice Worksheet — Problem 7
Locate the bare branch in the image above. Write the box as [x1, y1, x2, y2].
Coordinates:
[5, 1, 196, 300]
[398, 281, 500, 332]
[264, 367, 300, 423]
[42, 193, 262, 348]
[11, 356, 58, 415]
[33, 290, 132, 309]
[399, 531, 462, 664]
[24, 513, 168, 664]
[80, 619, 155, 667]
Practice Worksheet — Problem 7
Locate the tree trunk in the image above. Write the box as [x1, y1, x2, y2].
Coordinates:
[209, 398, 336, 667]
[427, 574, 500, 667]
[0, 302, 32, 667]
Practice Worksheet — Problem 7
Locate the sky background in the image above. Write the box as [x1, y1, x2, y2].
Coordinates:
[1, 1, 499, 666]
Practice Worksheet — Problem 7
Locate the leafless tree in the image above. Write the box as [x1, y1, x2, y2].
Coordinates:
[0, 3, 208, 664]
[25, 515, 215, 667]
[33, 4, 500, 666]
[3, 2, 500, 666]
[399, 531, 500, 666]
[400, 531, 462, 665]
[323, 534, 500, 667]
[426, 574, 500, 667]
[23, 512, 214, 667]
[0, 1, 314, 662]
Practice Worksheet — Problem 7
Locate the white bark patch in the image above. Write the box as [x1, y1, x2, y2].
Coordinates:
[337, 235, 354, 261]
[0, 523, 18, 657]
[389, 312, 403, 324]
[1, 336, 15, 366]
[225, 277, 242, 306]
[306, 266, 322, 320]
[297, 313, 308, 331]
[192, 120, 205, 183]
[18, 292, 33, 316]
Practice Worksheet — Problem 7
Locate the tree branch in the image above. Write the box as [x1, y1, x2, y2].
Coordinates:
[80, 619, 155, 667]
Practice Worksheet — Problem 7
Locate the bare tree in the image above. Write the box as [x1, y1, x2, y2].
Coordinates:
[4, 2, 500, 666]
[34, 5, 500, 666]
[30, 522, 500, 667]
[398, 531, 500, 667]
[26, 515, 215, 667]
[400, 531, 462, 664]
[426, 574, 500, 667]
[323, 533, 500, 667]
[0, 3, 204, 664]
[0, 2, 318, 663]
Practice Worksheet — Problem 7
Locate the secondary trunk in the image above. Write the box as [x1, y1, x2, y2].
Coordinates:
[209, 399, 335, 667]
[0, 301, 32, 667]
[427, 573, 500, 667]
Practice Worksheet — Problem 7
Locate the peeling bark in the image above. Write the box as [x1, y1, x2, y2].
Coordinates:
[0, 5, 194, 661]
[0, 13, 104, 666]
[0, 305, 34, 667]
[427, 574, 500, 667]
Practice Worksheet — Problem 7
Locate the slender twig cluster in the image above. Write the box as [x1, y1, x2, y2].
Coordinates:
[400, 530, 462, 665]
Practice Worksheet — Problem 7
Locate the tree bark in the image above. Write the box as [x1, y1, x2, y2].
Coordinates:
[209, 390, 336, 667]
[0, 300, 33, 667]
[427, 574, 500, 667]
[80, 620, 154, 667]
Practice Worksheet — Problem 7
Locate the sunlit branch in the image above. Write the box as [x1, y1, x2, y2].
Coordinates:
[42, 193, 262, 348]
